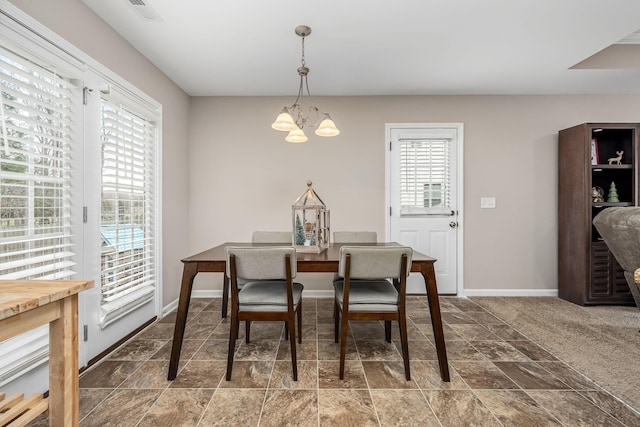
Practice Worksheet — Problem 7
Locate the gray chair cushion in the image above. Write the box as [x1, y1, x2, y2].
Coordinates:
[334, 280, 398, 312]
[229, 234, 292, 289]
[331, 232, 379, 281]
[225, 246, 297, 279]
[337, 246, 412, 279]
[239, 281, 303, 312]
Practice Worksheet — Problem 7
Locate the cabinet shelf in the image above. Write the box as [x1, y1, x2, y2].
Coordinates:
[592, 202, 632, 207]
[592, 164, 632, 170]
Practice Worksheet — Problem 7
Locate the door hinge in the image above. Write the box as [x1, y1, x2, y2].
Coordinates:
[83, 206, 88, 223]
[389, 141, 392, 151]
[83, 325, 88, 342]
[82, 86, 93, 105]
[389, 207, 392, 216]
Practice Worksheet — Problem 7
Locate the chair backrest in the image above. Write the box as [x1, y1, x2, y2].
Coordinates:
[225, 246, 297, 280]
[338, 246, 412, 280]
[333, 231, 377, 244]
[252, 231, 293, 244]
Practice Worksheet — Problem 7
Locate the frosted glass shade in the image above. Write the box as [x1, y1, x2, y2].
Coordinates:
[286, 127, 308, 143]
[271, 109, 297, 131]
[315, 115, 340, 137]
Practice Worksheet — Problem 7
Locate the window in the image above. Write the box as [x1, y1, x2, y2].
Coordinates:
[98, 95, 157, 328]
[0, 42, 80, 385]
[0, 44, 77, 280]
[424, 183, 442, 208]
[0, 5, 162, 390]
[399, 138, 451, 215]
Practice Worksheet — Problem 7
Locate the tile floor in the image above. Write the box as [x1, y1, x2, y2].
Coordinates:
[35, 296, 640, 426]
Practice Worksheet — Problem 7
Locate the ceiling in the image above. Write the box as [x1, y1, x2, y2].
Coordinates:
[80, 0, 640, 97]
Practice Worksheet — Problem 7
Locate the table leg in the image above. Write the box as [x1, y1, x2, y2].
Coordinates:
[421, 264, 450, 382]
[49, 295, 79, 426]
[168, 263, 198, 380]
[221, 273, 229, 319]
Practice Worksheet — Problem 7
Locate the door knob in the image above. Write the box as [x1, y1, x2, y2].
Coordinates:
[449, 222, 457, 228]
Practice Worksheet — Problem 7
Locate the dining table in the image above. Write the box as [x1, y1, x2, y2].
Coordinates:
[167, 242, 450, 382]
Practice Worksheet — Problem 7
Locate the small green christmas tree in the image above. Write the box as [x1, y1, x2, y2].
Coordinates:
[606, 181, 620, 203]
[295, 214, 305, 245]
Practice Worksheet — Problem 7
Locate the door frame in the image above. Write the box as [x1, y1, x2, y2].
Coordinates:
[384, 123, 465, 296]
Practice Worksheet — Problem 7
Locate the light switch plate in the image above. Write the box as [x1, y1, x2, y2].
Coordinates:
[481, 197, 496, 209]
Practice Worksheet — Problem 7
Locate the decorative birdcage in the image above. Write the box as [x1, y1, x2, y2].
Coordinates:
[292, 180, 330, 253]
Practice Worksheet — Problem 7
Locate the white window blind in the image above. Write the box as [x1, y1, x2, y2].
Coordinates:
[0, 43, 77, 385]
[399, 138, 451, 215]
[99, 96, 156, 328]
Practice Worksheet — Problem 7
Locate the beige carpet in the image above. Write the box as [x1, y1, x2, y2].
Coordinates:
[470, 296, 640, 412]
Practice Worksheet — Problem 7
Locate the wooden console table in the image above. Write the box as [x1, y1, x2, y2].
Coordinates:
[0, 280, 93, 427]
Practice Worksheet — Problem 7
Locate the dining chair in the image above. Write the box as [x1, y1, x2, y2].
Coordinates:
[333, 245, 412, 380]
[225, 246, 303, 381]
[331, 231, 377, 282]
[332, 231, 377, 244]
[251, 231, 293, 244]
[221, 231, 293, 318]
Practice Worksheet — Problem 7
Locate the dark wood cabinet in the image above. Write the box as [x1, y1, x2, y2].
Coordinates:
[558, 123, 637, 305]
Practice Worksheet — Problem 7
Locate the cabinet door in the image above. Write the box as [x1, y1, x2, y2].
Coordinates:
[590, 241, 635, 303]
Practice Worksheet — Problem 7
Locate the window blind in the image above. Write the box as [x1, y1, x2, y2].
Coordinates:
[99, 96, 156, 328]
[0, 43, 76, 385]
[399, 138, 451, 215]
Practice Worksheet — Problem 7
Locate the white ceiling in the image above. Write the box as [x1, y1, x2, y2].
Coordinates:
[80, 0, 640, 96]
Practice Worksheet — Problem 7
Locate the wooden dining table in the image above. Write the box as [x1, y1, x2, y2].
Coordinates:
[167, 242, 450, 382]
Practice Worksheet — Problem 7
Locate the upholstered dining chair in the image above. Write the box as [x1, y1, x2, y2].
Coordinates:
[221, 231, 293, 318]
[251, 231, 293, 244]
[225, 246, 303, 381]
[333, 245, 413, 380]
[332, 231, 377, 244]
[331, 231, 378, 282]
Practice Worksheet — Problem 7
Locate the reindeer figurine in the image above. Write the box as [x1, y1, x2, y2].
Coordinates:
[608, 150, 623, 165]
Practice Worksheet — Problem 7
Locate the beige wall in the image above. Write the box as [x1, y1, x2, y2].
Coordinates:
[9, 0, 640, 299]
[189, 95, 640, 294]
[8, 0, 191, 305]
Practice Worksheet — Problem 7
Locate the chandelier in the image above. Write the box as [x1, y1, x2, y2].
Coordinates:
[271, 25, 340, 143]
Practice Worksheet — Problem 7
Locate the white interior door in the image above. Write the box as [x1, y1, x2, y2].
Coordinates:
[386, 124, 462, 295]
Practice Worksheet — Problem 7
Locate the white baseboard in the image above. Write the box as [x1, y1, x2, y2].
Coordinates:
[461, 289, 558, 297]
[192, 290, 222, 298]
[163, 290, 337, 315]
[292, 290, 335, 298]
[191, 290, 337, 299]
[163, 288, 559, 315]
[162, 298, 179, 317]
[190, 289, 335, 298]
